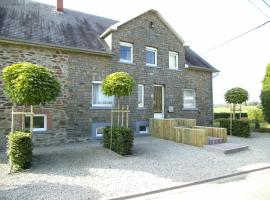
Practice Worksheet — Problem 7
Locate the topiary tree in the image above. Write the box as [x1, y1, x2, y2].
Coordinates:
[2, 62, 60, 171]
[224, 87, 249, 119]
[261, 63, 270, 123]
[102, 72, 135, 150]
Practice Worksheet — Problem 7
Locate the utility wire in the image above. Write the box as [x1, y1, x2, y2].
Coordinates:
[262, 0, 270, 8]
[248, 0, 270, 18]
[201, 20, 270, 54]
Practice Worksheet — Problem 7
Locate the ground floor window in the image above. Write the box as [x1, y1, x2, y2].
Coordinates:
[25, 114, 47, 132]
[92, 81, 113, 107]
[183, 89, 196, 109]
[139, 125, 148, 134]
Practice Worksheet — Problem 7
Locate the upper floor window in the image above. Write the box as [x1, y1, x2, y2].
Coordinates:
[183, 89, 196, 109]
[169, 51, 178, 70]
[138, 84, 144, 108]
[146, 47, 157, 66]
[92, 81, 113, 107]
[119, 42, 133, 63]
[25, 114, 47, 132]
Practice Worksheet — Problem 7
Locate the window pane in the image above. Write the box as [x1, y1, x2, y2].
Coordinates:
[138, 85, 144, 107]
[96, 127, 104, 136]
[146, 50, 156, 65]
[169, 54, 177, 68]
[184, 90, 195, 108]
[120, 45, 131, 61]
[25, 116, 45, 129]
[93, 83, 113, 105]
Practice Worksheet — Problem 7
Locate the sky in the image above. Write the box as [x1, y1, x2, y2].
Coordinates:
[34, 0, 270, 104]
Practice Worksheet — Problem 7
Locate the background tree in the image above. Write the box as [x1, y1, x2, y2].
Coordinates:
[224, 87, 249, 119]
[261, 63, 270, 123]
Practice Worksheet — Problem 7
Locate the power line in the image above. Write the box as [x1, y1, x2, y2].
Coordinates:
[201, 20, 270, 54]
[262, 0, 270, 9]
[248, 0, 270, 18]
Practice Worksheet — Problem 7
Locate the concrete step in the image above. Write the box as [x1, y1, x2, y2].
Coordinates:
[208, 136, 224, 145]
[204, 143, 249, 154]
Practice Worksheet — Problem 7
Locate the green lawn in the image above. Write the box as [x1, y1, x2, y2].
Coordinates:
[214, 105, 256, 113]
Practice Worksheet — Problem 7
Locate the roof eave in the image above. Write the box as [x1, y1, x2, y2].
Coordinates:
[186, 65, 219, 73]
[0, 37, 113, 57]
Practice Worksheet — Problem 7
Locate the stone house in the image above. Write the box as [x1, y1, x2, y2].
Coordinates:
[0, 0, 218, 146]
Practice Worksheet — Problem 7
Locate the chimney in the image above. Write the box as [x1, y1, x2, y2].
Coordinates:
[57, 0, 63, 12]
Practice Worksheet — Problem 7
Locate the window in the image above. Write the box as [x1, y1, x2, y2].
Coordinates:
[119, 42, 133, 63]
[138, 84, 144, 108]
[146, 47, 157, 66]
[25, 114, 47, 131]
[92, 81, 113, 107]
[183, 89, 196, 109]
[169, 51, 178, 69]
[139, 125, 148, 134]
[96, 127, 105, 138]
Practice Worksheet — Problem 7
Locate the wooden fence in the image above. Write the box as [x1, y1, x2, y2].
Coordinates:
[149, 118, 227, 148]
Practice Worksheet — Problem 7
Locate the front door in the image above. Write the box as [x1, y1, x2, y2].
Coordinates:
[154, 85, 164, 119]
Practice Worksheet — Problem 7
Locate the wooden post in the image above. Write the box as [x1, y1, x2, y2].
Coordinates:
[21, 105, 25, 130]
[110, 108, 113, 150]
[126, 105, 129, 128]
[30, 105, 34, 133]
[121, 106, 124, 127]
[117, 104, 120, 127]
[11, 106, 14, 132]
[230, 104, 232, 136]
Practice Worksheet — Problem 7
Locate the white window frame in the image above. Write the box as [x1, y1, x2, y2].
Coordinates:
[146, 47, 157, 67]
[183, 89, 196, 109]
[92, 81, 114, 107]
[139, 125, 149, 134]
[25, 114, 47, 132]
[169, 51, 178, 70]
[96, 126, 105, 138]
[119, 41, 133, 63]
[138, 84, 144, 108]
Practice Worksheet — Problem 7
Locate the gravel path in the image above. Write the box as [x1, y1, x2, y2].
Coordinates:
[1, 132, 270, 200]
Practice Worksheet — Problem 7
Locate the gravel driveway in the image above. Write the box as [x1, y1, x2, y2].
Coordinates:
[1, 132, 270, 200]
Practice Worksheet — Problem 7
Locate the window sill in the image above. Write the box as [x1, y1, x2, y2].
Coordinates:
[146, 65, 160, 68]
[91, 106, 112, 110]
[168, 68, 181, 72]
[182, 108, 199, 111]
[119, 61, 136, 65]
[137, 107, 146, 110]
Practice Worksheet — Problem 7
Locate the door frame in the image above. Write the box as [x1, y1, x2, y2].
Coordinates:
[153, 84, 164, 119]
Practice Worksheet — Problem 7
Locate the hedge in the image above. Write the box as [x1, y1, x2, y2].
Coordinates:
[256, 128, 270, 133]
[7, 131, 33, 172]
[219, 119, 250, 137]
[214, 112, 248, 119]
[103, 127, 134, 155]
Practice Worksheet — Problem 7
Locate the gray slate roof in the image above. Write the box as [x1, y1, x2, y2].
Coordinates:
[0, 0, 117, 52]
[0, 0, 217, 72]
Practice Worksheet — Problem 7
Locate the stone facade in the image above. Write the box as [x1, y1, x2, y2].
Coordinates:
[0, 11, 213, 147]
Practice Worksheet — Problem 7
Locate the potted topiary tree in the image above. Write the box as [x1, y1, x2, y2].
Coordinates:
[102, 72, 135, 154]
[2, 62, 61, 171]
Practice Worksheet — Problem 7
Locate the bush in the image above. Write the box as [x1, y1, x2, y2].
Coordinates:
[219, 119, 250, 137]
[7, 131, 33, 172]
[256, 128, 270, 133]
[261, 64, 270, 123]
[214, 112, 248, 119]
[103, 127, 134, 155]
[2, 62, 61, 105]
[247, 107, 264, 122]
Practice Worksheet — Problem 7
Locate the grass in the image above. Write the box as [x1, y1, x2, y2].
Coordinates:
[214, 105, 256, 113]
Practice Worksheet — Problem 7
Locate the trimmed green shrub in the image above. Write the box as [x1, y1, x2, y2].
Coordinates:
[2, 62, 61, 105]
[247, 107, 264, 122]
[102, 72, 135, 97]
[256, 127, 270, 133]
[261, 64, 270, 123]
[103, 127, 134, 155]
[7, 131, 33, 172]
[224, 88, 249, 104]
[219, 119, 250, 137]
[214, 112, 248, 119]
